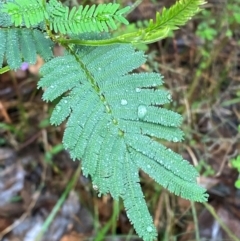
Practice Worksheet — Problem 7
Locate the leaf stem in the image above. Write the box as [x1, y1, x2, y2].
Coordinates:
[0, 66, 10, 74]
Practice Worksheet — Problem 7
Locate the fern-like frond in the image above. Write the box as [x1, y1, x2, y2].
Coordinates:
[38, 38, 208, 240]
[0, 28, 53, 69]
[147, 0, 206, 31]
[1, 0, 47, 27]
[47, 0, 130, 34]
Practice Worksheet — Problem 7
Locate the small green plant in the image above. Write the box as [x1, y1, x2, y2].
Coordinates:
[196, 10, 217, 41]
[196, 159, 215, 177]
[227, 0, 240, 35]
[0, 0, 208, 240]
[230, 124, 240, 189]
[231, 155, 240, 189]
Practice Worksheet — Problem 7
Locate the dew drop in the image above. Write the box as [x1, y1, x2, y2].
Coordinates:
[50, 85, 54, 88]
[135, 87, 141, 93]
[121, 99, 128, 106]
[147, 226, 153, 232]
[147, 165, 151, 169]
[167, 93, 172, 100]
[137, 105, 147, 119]
[98, 67, 101, 71]
[93, 184, 98, 190]
[64, 100, 68, 104]
[172, 137, 179, 142]
[113, 118, 118, 124]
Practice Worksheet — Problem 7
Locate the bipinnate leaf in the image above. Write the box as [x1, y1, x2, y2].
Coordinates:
[38, 40, 208, 240]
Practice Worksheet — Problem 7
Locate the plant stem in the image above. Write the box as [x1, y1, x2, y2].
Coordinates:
[0, 65, 10, 74]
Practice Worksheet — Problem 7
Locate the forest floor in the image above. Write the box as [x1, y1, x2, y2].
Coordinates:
[0, 0, 240, 240]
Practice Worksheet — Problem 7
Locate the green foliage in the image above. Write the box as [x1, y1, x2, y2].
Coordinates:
[196, 159, 215, 176]
[0, 0, 208, 240]
[2, 0, 130, 33]
[142, 0, 206, 44]
[0, 28, 53, 69]
[227, 0, 240, 25]
[94, 0, 206, 45]
[113, 20, 150, 51]
[47, 0, 130, 34]
[148, 0, 205, 31]
[38, 39, 208, 240]
[1, 0, 47, 27]
[196, 10, 217, 41]
[231, 155, 240, 189]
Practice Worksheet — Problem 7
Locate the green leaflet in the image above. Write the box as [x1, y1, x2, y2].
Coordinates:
[147, 0, 206, 31]
[123, 154, 157, 241]
[38, 41, 208, 241]
[0, 28, 53, 69]
[0, 30, 7, 67]
[6, 29, 22, 69]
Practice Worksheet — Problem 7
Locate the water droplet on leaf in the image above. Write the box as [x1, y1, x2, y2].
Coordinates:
[121, 99, 128, 106]
[167, 93, 172, 100]
[172, 137, 179, 142]
[137, 105, 147, 119]
[135, 88, 141, 93]
[50, 85, 54, 88]
[147, 226, 153, 232]
[56, 106, 62, 112]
